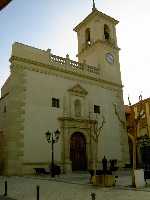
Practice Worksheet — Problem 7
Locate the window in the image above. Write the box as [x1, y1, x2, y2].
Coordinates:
[74, 99, 81, 117]
[3, 105, 6, 113]
[52, 98, 59, 108]
[85, 28, 91, 46]
[139, 109, 145, 119]
[94, 105, 100, 114]
[104, 24, 110, 40]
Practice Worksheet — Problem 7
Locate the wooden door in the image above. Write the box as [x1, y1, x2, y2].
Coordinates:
[70, 132, 87, 171]
[141, 146, 150, 164]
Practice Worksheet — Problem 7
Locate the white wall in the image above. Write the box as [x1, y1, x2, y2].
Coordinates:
[23, 68, 124, 164]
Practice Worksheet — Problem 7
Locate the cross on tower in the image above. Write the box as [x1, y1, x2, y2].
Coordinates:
[92, 0, 96, 11]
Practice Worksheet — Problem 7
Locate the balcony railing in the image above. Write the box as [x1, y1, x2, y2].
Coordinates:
[49, 54, 100, 79]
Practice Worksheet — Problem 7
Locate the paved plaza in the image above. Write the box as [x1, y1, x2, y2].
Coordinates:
[0, 196, 16, 200]
[0, 170, 150, 200]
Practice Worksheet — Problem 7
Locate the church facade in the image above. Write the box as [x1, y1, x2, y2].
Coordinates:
[0, 8, 129, 175]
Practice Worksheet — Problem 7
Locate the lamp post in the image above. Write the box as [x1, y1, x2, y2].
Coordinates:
[45, 129, 60, 177]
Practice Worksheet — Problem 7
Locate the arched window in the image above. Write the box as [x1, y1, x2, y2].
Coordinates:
[104, 24, 110, 40]
[74, 99, 81, 117]
[85, 28, 91, 46]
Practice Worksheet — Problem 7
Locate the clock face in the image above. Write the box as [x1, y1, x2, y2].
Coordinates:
[105, 53, 114, 64]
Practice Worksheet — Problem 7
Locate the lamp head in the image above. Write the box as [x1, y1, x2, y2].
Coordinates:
[45, 131, 51, 143]
[55, 129, 60, 140]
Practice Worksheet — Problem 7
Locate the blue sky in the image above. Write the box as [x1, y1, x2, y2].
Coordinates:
[1, 0, 150, 104]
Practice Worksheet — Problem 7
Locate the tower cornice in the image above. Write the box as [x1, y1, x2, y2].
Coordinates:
[76, 39, 120, 58]
[74, 9, 119, 32]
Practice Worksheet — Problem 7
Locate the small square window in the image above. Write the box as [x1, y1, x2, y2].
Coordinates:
[94, 105, 100, 113]
[52, 98, 60, 108]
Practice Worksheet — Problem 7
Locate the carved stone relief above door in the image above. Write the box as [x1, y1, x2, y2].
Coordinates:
[67, 84, 88, 118]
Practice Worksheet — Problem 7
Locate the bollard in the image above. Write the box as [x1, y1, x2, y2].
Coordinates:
[91, 192, 96, 200]
[4, 180, 7, 196]
[36, 185, 40, 200]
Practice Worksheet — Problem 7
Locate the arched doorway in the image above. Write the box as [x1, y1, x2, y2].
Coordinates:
[70, 132, 87, 171]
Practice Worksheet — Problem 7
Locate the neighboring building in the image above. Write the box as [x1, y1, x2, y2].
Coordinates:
[0, 6, 129, 175]
[125, 97, 150, 166]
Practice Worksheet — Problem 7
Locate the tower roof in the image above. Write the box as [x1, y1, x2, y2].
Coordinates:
[74, 9, 119, 32]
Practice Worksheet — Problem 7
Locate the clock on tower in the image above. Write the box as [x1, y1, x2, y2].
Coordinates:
[74, 6, 122, 85]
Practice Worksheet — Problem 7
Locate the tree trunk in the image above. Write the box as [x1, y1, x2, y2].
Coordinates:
[94, 140, 98, 175]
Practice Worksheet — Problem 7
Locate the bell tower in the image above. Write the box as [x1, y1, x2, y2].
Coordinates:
[74, 5, 122, 85]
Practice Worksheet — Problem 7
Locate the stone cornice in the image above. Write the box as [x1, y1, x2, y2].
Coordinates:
[68, 84, 88, 97]
[58, 116, 97, 124]
[10, 56, 123, 91]
[74, 9, 119, 32]
[10, 55, 100, 79]
[0, 92, 9, 101]
[132, 98, 150, 107]
[77, 39, 120, 57]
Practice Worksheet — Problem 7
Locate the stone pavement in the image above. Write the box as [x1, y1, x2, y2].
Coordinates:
[0, 170, 150, 200]
[0, 196, 16, 200]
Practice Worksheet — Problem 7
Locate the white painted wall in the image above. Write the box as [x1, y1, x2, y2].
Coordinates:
[23, 68, 124, 164]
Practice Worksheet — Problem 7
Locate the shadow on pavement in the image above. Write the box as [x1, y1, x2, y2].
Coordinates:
[0, 196, 16, 200]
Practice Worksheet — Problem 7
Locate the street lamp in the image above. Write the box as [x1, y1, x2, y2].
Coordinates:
[45, 129, 60, 177]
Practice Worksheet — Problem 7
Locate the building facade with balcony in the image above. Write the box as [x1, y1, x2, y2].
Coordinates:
[0, 7, 129, 175]
[125, 98, 150, 167]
